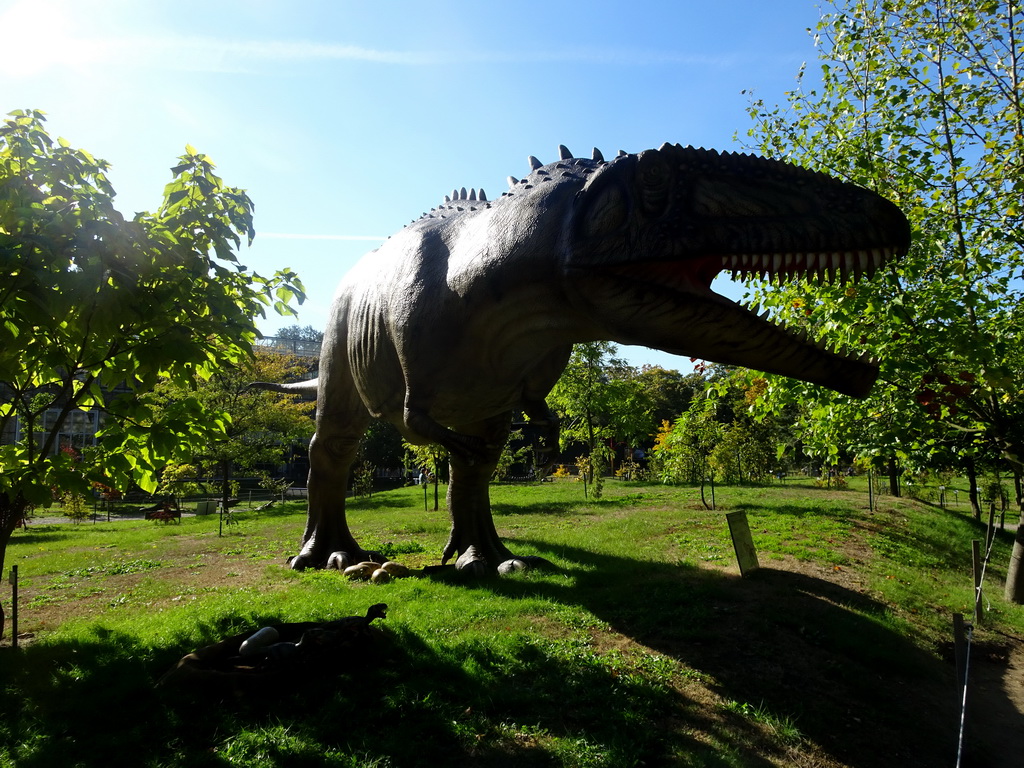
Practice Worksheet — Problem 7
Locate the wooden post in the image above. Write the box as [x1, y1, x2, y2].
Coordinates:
[9, 566, 18, 649]
[972, 539, 983, 624]
[987, 503, 996, 552]
[868, 469, 874, 512]
[952, 613, 967, 691]
[727, 511, 759, 577]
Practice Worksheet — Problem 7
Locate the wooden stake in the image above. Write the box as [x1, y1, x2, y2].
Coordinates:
[9, 565, 18, 650]
[727, 511, 759, 577]
[972, 539, 983, 624]
[953, 613, 967, 691]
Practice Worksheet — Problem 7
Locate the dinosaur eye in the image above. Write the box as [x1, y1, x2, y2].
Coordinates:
[638, 152, 670, 217]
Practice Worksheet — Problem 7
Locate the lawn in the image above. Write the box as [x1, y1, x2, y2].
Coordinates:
[1, 477, 1021, 767]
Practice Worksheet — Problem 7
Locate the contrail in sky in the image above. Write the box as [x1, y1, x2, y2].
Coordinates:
[259, 233, 386, 241]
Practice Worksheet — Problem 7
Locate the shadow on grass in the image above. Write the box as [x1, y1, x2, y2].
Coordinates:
[491, 492, 652, 517]
[2, 618, 773, 768]
[456, 539, 963, 768]
[7, 529, 79, 546]
[0, 535, 980, 767]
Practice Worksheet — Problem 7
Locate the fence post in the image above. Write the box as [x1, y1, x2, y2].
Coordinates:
[9, 565, 18, 649]
[726, 511, 759, 577]
[952, 613, 967, 691]
[972, 539, 983, 624]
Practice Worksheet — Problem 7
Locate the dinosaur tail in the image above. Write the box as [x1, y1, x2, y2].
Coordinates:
[248, 378, 320, 397]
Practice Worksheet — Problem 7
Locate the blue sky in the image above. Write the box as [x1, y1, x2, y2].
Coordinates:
[1, 0, 825, 371]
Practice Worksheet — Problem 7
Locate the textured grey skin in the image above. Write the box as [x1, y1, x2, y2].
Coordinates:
[266, 144, 911, 575]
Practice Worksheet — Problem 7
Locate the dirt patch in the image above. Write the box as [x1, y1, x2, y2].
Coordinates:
[12, 549, 289, 638]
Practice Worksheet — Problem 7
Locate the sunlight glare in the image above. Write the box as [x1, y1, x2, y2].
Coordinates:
[1, 0, 108, 77]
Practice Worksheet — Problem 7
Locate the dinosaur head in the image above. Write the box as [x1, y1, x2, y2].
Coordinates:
[556, 143, 911, 397]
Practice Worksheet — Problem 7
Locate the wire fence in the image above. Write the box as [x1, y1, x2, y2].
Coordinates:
[954, 503, 1001, 768]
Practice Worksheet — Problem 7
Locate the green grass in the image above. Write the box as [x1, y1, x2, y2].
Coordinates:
[1, 478, 1021, 767]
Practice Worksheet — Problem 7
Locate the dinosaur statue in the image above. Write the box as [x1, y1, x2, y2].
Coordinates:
[266, 144, 911, 575]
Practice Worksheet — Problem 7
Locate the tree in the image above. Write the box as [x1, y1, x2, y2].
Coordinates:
[0, 110, 304, 637]
[634, 366, 700, 429]
[147, 347, 316, 510]
[403, 441, 448, 510]
[275, 324, 323, 343]
[650, 396, 723, 509]
[547, 342, 654, 496]
[741, 1, 1024, 599]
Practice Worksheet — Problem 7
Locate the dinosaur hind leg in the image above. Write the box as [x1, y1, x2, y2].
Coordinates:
[292, 409, 375, 571]
[441, 413, 551, 576]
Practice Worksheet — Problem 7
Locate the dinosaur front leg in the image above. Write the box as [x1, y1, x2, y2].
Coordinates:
[440, 414, 550, 576]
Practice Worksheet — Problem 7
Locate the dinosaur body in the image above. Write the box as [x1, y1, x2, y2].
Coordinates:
[278, 144, 910, 574]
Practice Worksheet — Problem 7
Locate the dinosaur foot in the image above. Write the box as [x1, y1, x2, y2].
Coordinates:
[324, 550, 386, 571]
[288, 546, 384, 572]
[453, 546, 552, 577]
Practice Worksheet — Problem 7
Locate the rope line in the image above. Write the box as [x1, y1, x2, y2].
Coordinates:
[955, 623, 973, 768]
[956, 526, 999, 766]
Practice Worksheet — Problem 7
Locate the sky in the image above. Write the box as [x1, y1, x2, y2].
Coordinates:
[1, 0, 826, 371]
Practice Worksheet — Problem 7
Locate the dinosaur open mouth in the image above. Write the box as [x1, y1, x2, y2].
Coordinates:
[613, 244, 901, 295]
[721, 246, 895, 283]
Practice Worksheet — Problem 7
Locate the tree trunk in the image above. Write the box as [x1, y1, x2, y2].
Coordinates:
[1005, 525, 1024, 603]
[888, 456, 900, 497]
[1004, 458, 1024, 604]
[220, 459, 232, 514]
[0, 493, 28, 641]
[966, 457, 981, 521]
[1014, 468, 1022, 516]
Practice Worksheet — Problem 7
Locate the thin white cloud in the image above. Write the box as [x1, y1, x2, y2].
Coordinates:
[259, 233, 387, 241]
[5, 26, 743, 77]
[103, 35, 434, 67]
[141, 37, 740, 69]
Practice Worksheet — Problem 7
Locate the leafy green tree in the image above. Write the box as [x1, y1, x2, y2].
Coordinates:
[359, 420, 406, 473]
[741, 1, 1024, 599]
[403, 441, 448, 510]
[147, 347, 316, 511]
[547, 342, 654, 494]
[634, 366, 700, 429]
[0, 109, 304, 637]
[275, 324, 324, 343]
[650, 396, 723, 508]
[711, 423, 777, 485]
